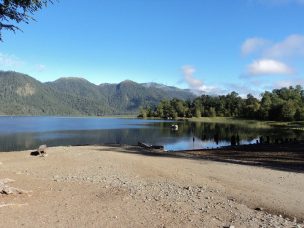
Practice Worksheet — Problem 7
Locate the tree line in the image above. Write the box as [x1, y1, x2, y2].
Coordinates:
[138, 85, 304, 121]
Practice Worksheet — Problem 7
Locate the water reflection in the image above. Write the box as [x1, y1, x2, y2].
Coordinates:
[0, 117, 303, 152]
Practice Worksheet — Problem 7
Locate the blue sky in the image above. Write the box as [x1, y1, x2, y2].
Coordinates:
[1, 0, 304, 97]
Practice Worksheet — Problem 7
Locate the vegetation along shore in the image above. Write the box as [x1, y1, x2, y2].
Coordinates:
[139, 85, 304, 122]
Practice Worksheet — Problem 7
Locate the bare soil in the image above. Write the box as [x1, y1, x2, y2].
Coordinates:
[0, 145, 303, 228]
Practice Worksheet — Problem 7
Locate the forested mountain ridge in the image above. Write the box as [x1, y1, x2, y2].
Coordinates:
[0, 71, 195, 116]
[98, 80, 195, 113]
[0, 71, 78, 115]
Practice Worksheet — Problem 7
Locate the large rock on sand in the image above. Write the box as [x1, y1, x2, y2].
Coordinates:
[0, 179, 28, 195]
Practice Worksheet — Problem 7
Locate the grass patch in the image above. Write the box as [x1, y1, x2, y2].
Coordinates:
[269, 121, 304, 131]
[186, 117, 304, 130]
[101, 115, 137, 119]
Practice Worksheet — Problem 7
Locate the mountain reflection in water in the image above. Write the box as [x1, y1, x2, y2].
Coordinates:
[0, 117, 303, 152]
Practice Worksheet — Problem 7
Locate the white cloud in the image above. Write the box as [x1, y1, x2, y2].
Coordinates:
[261, 78, 304, 92]
[35, 64, 46, 72]
[241, 35, 304, 76]
[242, 34, 304, 58]
[241, 37, 269, 55]
[247, 59, 294, 75]
[181, 65, 219, 94]
[272, 79, 304, 88]
[0, 53, 24, 68]
[264, 34, 304, 58]
[182, 65, 203, 90]
[273, 80, 294, 88]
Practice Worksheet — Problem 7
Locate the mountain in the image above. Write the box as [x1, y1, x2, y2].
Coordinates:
[141, 82, 193, 95]
[0, 71, 77, 115]
[0, 71, 195, 116]
[98, 80, 195, 114]
[46, 77, 111, 115]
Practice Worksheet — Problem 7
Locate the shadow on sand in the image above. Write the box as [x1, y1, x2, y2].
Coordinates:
[95, 142, 304, 174]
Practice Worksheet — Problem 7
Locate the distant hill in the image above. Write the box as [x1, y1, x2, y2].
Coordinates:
[0, 71, 195, 116]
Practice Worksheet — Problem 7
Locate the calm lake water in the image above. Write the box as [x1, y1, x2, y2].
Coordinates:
[0, 116, 303, 152]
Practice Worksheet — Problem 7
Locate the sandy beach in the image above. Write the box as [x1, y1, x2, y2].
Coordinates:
[0, 145, 304, 228]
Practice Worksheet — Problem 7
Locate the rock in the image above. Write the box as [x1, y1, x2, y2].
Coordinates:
[1, 178, 15, 184]
[2, 186, 17, 194]
[254, 207, 263, 211]
[184, 186, 192, 191]
[0, 179, 29, 195]
[38, 144, 47, 155]
[1, 186, 27, 195]
[228, 197, 236, 202]
[0, 182, 5, 190]
[0, 203, 28, 208]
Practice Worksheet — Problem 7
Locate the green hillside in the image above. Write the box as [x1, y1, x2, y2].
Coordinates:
[0, 71, 78, 115]
[0, 71, 195, 116]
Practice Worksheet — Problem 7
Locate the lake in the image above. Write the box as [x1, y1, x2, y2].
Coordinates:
[0, 116, 303, 152]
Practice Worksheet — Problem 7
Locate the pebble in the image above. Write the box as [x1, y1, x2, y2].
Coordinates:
[19, 159, 302, 228]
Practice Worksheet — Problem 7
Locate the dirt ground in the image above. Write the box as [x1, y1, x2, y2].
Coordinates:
[0, 145, 303, 228]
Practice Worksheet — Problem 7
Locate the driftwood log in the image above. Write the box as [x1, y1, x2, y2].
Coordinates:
[138, 142, 164, 150]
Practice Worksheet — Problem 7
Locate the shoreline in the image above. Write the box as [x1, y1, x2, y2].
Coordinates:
[0, 145, 303, 227]
[2, 142, 304, 174]
[0, 115, 137, 119]
[1, 115, 304, 126]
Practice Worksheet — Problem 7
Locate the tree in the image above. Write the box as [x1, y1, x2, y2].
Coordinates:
[139, 84, 304, 122]
[193, 99, 202, 118]
[138, 107, 147, 118]
[170, 99, 187, 117]
[259, 92, 272, 120]
[0, 0, 53, 41]
[281, 100, 296, 121]
[295, 107, 304, 121]
[155, 103, 163, 118]
[207, 107, 216, 117]
[243, 94, 260, 118]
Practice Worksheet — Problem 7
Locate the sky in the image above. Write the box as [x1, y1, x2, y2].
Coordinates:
[1, 0, 304, 97]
